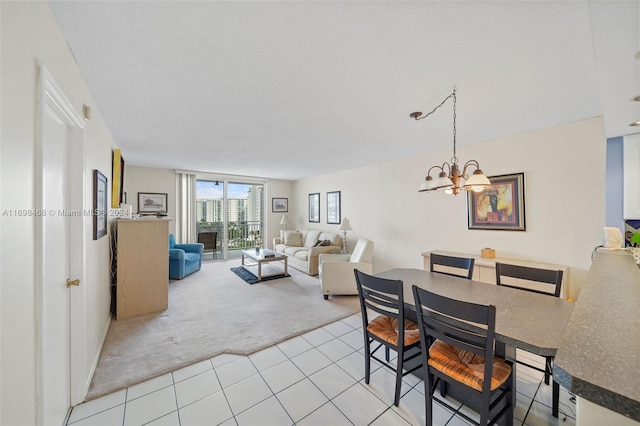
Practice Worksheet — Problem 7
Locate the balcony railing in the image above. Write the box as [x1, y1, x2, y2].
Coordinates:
[196, 220, 263, 256]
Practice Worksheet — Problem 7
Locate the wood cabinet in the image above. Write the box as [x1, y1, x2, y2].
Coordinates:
[422, 250, 568, 298]
[113, 219, 169, 320]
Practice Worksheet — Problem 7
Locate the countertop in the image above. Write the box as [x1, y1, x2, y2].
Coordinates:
[554, 249, 640, 422]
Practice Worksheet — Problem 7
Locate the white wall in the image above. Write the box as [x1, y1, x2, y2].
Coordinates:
[293, 117, 606, 299]
[1, 2, 115, 424]
[125, 165, 178, 235]
[125, 165, 294, 247]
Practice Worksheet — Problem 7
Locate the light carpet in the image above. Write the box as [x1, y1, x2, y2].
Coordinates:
[86, 259, 359, 400]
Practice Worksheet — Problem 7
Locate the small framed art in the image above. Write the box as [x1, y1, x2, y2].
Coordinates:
[467, 173, 526, 231]
[309, 193, 320, 223]
[272, 198, 288, 213]
[93, 169, 108, 240]
[327, 191, 341, 224]
[138, 192, 168, 214]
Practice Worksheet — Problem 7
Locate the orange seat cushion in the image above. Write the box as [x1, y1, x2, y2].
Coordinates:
[428, 340, 512, 391]
[367, 315, 420, 346]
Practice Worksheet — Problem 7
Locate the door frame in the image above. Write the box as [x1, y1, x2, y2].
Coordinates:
[35, 63, 86, 423]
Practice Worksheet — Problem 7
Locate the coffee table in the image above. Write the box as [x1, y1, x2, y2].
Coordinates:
[240, 248, 288, 281]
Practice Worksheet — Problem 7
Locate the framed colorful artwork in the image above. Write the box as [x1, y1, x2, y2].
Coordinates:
[467, 173, 525, 231]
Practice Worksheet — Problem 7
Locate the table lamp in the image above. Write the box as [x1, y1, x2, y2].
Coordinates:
[338, 217, 353, 253]
[279, 215, 288, 234]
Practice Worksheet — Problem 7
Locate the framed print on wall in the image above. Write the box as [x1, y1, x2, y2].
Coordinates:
[272, 197, 288, 213]
[309, 193, 320, 223]
[467, 173, 526, 231]
[327, 191, 341, 224]
[138, 192, 168, 214]
[93, 169, 108, 240]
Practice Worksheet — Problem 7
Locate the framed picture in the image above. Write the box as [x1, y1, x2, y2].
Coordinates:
[309, 193, 320, 223]
[272, 197, 288, 213]
[467, 173, 526, 231]
[93, 169, 108, 240]
[327, 191, 341, 224]
[138, 192, 168, 214]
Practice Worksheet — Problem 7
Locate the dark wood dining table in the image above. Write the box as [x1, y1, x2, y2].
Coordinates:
[375, 268, 575, 424]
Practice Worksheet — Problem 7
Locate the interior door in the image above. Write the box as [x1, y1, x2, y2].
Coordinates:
[36, 65, 85, 425]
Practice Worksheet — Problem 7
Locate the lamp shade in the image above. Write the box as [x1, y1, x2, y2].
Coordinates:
[279, 215, 288, 225]
[339, 217, 353, 232]
[463, 172, 491, 192]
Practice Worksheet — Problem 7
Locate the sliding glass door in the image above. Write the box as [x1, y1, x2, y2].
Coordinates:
[196, 179, 264, 260]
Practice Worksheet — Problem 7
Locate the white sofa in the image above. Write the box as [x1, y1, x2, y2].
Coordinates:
[319, 238, 374, 299]
[273, 229, 343, 276]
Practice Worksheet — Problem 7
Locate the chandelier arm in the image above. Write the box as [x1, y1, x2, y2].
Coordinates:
[461, 159, 481, 177]
[425, 164, 444, 178]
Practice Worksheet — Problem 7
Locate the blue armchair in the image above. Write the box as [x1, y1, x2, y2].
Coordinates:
[169, 234, 204, 280]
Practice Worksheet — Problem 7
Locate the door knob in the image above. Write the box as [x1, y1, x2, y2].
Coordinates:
[66, 278, 80, 288]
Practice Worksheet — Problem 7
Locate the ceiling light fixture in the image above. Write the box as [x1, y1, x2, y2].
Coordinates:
[412, 88, 491, 195]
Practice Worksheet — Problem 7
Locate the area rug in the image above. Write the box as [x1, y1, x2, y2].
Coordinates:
[230, 266, 290, 284]
[86, 259, 359, 400]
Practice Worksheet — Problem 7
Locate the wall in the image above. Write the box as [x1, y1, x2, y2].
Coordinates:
[293, 117, 606, 300]
[606, 137, 624, 231]
[125, 165, 178, 235]
[125, 165, 295, 247]
[1, 2, 115, 424]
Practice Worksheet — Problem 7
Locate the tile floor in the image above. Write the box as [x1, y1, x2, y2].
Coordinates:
[66, 313, 576, 426]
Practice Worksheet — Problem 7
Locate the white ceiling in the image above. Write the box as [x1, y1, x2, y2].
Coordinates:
[48, 1, 639, 181]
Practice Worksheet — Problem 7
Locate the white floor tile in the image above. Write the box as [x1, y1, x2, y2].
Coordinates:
[524, 401, 576, 426]
[534, 382, 576, 419]
[316, 337, 356, 362]
[362, 366, 413, 406]
[341, 314, 363, 330]
[302, 327, 336, 346]
[172, 359, 213, 383]
[291, 347, 333, 376]
[210, 353, 242, 368]
[277, 335, 314, 358]
[145, 410, 180, 425]
[123, 386, 177, 426]
[392, 387, 454, 426]
[335, 350, 382, 381]
[338, 329, 365, 350]
[178, 390, 233, 426]
[127, 374, 173, 401]
[68, 390, 126, 423]
[248, 345, 287, 372]
[235, 395, 292, 426]
[174, 369, 221, 408]
[297, 402, 352, 426]
[276, 378, 329, 423]
[260, 359, 305, 394]
[223, 373, 273, 415]
[370, 407, 413, 425]
[516, 390, 534, 422]
[331, 382, 389, 425]
[516, 371, 542, 399]
[322, 319, 356, 337]
[308, 363, 357, 400]
[215, 357, 258, 388]
[68, 404, 125, 426]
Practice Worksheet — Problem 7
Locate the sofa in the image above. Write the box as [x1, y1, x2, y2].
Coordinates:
[273, 229, 343, 275]
[169, 234, 204, 280]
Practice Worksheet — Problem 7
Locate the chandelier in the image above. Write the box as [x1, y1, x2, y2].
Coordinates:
[412, 88, 491, 195]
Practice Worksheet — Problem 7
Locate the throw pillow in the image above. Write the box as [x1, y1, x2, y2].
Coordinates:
[312, 240, 322, 247]
[318, 240, 331, 247]
[284, 231, 303, 247]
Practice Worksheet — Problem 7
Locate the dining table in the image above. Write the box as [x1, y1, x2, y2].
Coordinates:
[374, 268, 575, 424]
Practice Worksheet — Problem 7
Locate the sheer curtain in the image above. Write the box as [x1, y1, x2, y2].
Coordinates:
[175, 172, 197, 243]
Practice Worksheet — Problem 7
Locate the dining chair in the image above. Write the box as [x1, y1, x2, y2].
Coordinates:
[495, 262, 563, 417]
[430, 253, 475, 279]
[354, 269, 422, 406]
[412, 285, 514, 426]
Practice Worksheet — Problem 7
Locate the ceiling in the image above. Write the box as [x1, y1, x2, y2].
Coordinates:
[48, 1, 639, 181]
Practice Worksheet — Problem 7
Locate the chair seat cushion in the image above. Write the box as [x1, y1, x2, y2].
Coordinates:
[184, 252, 201, 264]
[367, 315, 420, 346]
[428, 339, 512, 391]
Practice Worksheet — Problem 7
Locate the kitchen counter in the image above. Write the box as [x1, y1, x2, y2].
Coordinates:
[554, 249, 640, 422]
